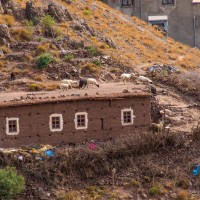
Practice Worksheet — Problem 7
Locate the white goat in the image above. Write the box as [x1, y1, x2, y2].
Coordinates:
[86, 78, 99, 88]
[60, 83, 72, 91]
[120, 73, 136, 84]
[61, 79, 78, 87]
[138, 76, 153, 84]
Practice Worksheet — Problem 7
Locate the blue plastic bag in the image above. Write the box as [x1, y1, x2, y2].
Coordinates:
[192, 165, 200, 176]
[44, 149, 55, 157]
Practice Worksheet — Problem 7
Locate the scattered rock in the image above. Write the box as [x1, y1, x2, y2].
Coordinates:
[70, 19, 95, 36]
[0, 1, 4, 14]
[123, 89, 129, 93]
[48, 2, 72, 22]
[101, 36, 117, 49]
[25, 1, 42, 24]
[104, 73, 116, 81]
[0, 24, 10, 40]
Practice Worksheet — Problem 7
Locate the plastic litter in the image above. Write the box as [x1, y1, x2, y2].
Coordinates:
[18, 155, 23, 161]
[89, 140, 97, 150]
[192, 165, 200, 176]
[35, 156, 43, 161]
[44, 149, 55, 157]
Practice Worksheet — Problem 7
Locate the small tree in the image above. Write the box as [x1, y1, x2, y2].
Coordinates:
[36, 53, 54, 69]
[0, 167, 25, 200]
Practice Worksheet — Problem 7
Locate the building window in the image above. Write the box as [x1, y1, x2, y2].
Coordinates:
[6, 118, 19, 135]
[162, 0, 175, 5]
[75, 112, 88, 130]
[49, 114, 63, 132]
[148, 16, 168, 34]
[121, 0, 134, 7]
[121, 108, 135, 126]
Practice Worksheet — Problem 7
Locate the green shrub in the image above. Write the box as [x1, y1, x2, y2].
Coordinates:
[0, 167, 25, 200]
[93, 60, 101, 66]
[88, 46, 101, 56]
[42, 15, 56, 29]
[65, 54, 75, 61]
[149, 187, 160, 196]
[83, 9, 92, 16]
[36, 53, 54, 69]
[29, 83, 43, 91]
[26, 20, 34, 28]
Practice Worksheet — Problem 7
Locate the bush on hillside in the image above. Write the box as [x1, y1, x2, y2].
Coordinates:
[93, 59, 101, 66]
[64, 53, 75, 61]
[42, 15, 56, 29]
[36, 53, 54, 69]
[0, 167, 25, 200]
[29, 83, 43, 91]
[83, 9, 92, 16]
[41, 15, 61, 38]
[149, 187, 160, 196]
[88, 46, 101, 57]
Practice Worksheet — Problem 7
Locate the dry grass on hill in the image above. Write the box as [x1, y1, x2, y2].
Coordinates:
[1, 0, 200, 84]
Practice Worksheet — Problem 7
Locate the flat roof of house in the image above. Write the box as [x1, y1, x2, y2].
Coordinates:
[0, 82, 150, 108]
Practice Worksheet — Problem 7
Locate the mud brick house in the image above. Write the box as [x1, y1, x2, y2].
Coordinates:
[103, 0, 200, 48]
[0, 83, 151, 148]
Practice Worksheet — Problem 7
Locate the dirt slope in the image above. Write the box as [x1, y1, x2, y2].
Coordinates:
[0, 0, 200, 92]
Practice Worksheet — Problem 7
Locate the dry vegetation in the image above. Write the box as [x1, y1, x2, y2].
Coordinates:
[1, 0, 200, 82]
[2, 130, 200, 199]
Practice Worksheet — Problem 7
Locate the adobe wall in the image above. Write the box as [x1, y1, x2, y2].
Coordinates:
[0, 96, 151, 148]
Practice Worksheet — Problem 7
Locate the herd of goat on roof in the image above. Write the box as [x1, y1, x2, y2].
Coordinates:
[59, 73, 156, 95]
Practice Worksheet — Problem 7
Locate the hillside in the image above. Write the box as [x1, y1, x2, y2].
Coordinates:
[0, 0, 200, 92]
[1, 0, 200, 200]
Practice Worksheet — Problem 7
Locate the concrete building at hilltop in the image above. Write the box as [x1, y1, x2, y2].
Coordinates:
[103, 0, 200, 48]
[0, 83, 151, 148]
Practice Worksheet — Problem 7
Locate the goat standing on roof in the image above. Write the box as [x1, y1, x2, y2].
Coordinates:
[79, 79, 87, 89]
[79, 78, 99, 89]
[60, 83, 72, 91]
[120, 73, 136, 84]
[138, 75, 153, 85]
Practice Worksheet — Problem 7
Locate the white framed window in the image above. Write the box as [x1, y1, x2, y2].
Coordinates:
[6, 117, 19, 135]
[148, 16, 168, 34]
[74, 112, 88, 130]
[49, 114, 63, 132]
[121, 108, 135, 126]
